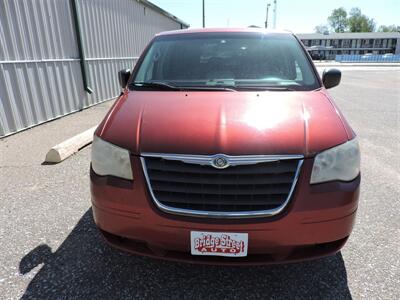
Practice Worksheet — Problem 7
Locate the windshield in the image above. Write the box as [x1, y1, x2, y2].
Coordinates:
[132, 32, 320, 91]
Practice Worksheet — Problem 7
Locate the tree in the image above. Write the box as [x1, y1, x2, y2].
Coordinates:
[328, 7, 348, 32]
[348, 7, 376, 32]
[378, 25, 400, 32]
[314, 24, 330, 34]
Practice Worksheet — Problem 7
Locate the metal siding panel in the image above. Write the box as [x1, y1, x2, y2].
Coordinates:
[78, 0, 182, 58]
[0, 0, 78, 60]
[0, 60, 87, 136]
[0, 0, 184, 137]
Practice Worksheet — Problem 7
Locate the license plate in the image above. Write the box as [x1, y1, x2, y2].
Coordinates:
[190, 231, 248, 257]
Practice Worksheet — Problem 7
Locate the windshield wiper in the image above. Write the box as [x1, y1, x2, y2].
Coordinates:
[195, 85, 237, 91]
[131, 81, 181, 90]
[235, 85, 298, 91]
[131, 81, 237, 92]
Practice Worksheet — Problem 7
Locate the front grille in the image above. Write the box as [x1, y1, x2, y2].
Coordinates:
[142, 154, 302, 217]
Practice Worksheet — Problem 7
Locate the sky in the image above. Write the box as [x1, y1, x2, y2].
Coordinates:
[150, 0, 400, 33]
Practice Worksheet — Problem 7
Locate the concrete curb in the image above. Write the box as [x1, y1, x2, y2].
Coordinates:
[45, 126, 97, 163]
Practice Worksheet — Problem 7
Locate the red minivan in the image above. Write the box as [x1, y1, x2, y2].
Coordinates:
[90, 28, 360, 264]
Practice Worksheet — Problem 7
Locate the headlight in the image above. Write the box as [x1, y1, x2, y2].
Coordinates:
[91, 135, 133, 180]
[310, 138, 360, 184]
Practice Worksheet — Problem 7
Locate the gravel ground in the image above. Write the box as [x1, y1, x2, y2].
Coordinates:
[0, 68, 399, 299]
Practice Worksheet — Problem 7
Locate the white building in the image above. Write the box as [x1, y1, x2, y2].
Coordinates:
[297, 32, 400, 60]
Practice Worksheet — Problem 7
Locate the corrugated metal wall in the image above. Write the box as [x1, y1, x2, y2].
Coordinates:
[0, 0, 186, 137]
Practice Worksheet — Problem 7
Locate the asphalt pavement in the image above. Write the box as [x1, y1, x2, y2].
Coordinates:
[0, 67, 399, 299]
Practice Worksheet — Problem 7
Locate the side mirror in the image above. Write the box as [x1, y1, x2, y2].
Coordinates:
[322, 68, 341, 89]
[118, 69, 131, 89]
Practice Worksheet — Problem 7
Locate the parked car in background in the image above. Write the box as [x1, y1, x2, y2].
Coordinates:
[308, 51, 324, 60]
[361, 53, 373, 59]
[90, 28, 361, 264]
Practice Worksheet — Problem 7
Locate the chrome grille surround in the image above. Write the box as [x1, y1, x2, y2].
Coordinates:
[141, 153, 304, 218]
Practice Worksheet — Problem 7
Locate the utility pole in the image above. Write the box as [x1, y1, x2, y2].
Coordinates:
[273, 0, 277, 29]
[265, 3, 271, 29]
[202, 0, 205, 28]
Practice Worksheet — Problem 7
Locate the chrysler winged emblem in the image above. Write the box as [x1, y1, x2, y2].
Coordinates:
[211, 155, 230, 169]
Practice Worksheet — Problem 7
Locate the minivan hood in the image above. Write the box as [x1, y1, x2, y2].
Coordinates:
[98, 90, 352, 157]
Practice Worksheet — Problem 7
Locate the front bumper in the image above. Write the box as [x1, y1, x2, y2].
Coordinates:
[90, 157, 360, 265]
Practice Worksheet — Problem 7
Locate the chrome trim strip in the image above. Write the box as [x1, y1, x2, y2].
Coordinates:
[140, 153, 304, 219]
[141, 152, 303, 167]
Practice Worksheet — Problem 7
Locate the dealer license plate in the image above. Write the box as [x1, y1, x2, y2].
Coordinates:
[190, 231, 248, 257]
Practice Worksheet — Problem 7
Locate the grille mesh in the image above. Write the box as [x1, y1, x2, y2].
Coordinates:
[144, 157, 300, 213]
